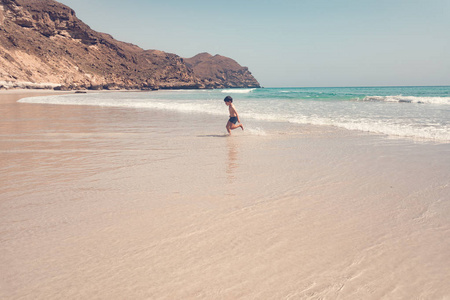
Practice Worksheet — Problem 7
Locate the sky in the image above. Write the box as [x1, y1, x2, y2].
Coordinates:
[57, 0, 449, 87]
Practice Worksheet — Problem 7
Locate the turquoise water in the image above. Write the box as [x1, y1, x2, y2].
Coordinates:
[20, 86, 450, 142]
[247, 86, 450, 102]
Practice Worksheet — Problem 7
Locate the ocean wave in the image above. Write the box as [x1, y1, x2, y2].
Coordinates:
[287, 117, 450, 142]
[241, 112, 450, 142]
[221, 88, 255, 94]
[361, 95, 450, 105]
[19, 93, 450, 143]
[19, 94, 225, 116]
[246, 127, 267, 136]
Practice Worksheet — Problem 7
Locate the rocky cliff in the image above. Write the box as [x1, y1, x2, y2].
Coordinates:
[0, 0, 260, 90]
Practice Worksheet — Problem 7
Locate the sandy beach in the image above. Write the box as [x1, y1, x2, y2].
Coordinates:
[1, 90, 450, 299]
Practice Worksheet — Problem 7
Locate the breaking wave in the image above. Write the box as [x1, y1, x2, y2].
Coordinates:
[19, 94, 224, 116]
[18, 89, 450, 143]
[221, 88, 255, 94]
[241, 112, 450, 142]
[361, 95, 450, 105]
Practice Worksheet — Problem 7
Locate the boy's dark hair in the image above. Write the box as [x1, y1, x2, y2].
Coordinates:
[224, 96, 233, 103]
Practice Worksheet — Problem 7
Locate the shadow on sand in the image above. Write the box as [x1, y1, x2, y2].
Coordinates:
[197, 134, 229, 138]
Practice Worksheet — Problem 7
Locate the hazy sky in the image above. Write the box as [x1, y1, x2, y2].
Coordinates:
[57, 0, 449, 87]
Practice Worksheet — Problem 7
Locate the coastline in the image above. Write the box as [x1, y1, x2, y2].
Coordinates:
[1, 91, 449, 299]
[0, 89, 74, 104]
[0, 88, 146, 104]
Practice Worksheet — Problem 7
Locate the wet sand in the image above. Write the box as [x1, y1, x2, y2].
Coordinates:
[1, 91, 450, 299]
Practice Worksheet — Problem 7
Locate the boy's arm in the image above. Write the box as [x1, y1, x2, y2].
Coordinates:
[231, 104, 240, 122]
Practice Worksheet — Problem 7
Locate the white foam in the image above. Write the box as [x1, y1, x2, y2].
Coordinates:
[19, 94, 225, 116]
[245, 111, 450, 142]
[286, 116, 450, 142]
[245, 127, 267, 136]
[362, 95, 450, 105]
[221, 88, 255, 94]
[18, 93, 450, 143]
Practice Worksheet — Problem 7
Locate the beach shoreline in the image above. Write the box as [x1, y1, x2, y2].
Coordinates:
[0, 88, 146, 103]
[1, 91, 449, 299]
[0, 89, 71, 101]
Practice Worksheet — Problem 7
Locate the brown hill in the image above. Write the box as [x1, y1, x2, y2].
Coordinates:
[185, 53, 260, 89]
[0, 0, 260, 90]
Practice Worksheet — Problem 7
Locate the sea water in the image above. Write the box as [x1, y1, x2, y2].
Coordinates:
[19, 86, 450, 142]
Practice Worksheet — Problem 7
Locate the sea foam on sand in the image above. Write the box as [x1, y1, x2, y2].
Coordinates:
[1, 91, 450, 299]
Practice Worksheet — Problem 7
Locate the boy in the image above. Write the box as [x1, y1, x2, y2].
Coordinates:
[224, 95, 244, 134]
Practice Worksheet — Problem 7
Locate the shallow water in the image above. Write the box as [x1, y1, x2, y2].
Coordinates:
[19, 86, 450, 142]
[1, 91, 450, 299]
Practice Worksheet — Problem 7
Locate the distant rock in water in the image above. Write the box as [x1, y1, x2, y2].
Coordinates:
[0, 0, 260, 90]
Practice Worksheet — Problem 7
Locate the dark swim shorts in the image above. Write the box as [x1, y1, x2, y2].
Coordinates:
[228, 117, 238, 124]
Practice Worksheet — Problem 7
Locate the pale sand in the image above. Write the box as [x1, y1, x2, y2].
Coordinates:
[1, 91, 450, 299]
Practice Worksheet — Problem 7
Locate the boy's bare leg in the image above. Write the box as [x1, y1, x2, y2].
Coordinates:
[230, 123, 244, 131]
[226, 122, 232, 134]
[227, 122, 244, 135]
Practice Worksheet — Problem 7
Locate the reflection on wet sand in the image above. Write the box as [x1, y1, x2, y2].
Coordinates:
[226, 137, 239, 184]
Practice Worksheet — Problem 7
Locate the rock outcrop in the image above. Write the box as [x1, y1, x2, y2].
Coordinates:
[185, 53, 260, 89]
[0, 0, 260, 90]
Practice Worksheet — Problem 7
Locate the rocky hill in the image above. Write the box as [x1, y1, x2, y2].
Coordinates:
[185, 53, 260, 89]
[0, 0, 260, 90]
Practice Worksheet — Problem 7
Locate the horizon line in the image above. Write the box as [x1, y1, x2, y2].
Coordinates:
[261, 85, 450, 89]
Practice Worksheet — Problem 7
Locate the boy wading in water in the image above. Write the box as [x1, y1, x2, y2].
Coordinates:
[224, 96, 244, 134]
